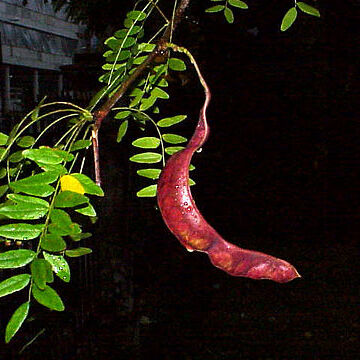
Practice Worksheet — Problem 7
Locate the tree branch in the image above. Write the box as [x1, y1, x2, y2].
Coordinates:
[92, 0, 191, 185]
[93, 0, 191, 130]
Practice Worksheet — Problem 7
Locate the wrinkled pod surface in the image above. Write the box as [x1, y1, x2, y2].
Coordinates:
[157, 69, 300, 283]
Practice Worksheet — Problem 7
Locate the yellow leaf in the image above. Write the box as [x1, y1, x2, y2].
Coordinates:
[60, 175, 85, 194]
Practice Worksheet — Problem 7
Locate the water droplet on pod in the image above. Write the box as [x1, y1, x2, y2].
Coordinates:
[186, 206, 192, 212]
[183, 202, 188, 207]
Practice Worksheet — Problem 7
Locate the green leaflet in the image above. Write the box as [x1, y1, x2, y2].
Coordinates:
[0, 223, 43, 240]
[224, 7, 234, 23]
[65, 247, 92, 257]
[0, 148, 8, 162]
[127, 10, 146, 21]
[5, 302, 29, 343]
[130, 152, 162, 164]
[105, 37, 136, 51]
[75, 203, 97, 217]
[137, 43, 156, 52]
[48, 209, 81, 236]
[151, 87, 169, 99]
[42, 252, 70, 283]
[23, 147, 73, 164]
[10, 171, 59, 197]
[8, 151, 23, 163]
[297, 2, 320, 17]
[54, 191, 89, 208]
[70, 232, 92, 242]
[0, 274, 31, 298]
[41, 233, 67, 252]
[16, 136, 35, 148]
[133, 55, 148, 65]
[32, 284, 65, 311]
[117, 120, 129, 143]
[105, 50, 131, 62]
[281, 7, 297, 31]
[102, 63, 127, 71]
[136, 169, 161, 180]
[157, 115, 187, 127]
[0, 250, 36, 269]
[69, 140, 92, 152]
[114, 26, 142, 37]
[31, 259, 53, 290]
[228, 0, 248, 9]
[165, 146, 185, 155]
[132, 137, 160, 149]
[205, 5, 225, 13]
[0, 132, 9, 146]
[136, 184, 157, 198]
[0, 197, 48, 220]
[168, 58, 186, 71]
[162, 134, 187, 144]
[0, 184, 8, 197]
[115, 111, 131, 120]
[7, 194, 49, 207]
[0, 167, 6, 179]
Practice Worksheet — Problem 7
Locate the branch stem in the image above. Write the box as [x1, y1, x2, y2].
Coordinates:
[92, 0, 191, 184]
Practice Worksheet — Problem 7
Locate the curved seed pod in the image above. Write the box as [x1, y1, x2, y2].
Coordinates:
[157, 49, 300, 283]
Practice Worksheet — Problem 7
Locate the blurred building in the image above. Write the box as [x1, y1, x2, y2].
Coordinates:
[0, 0, 85, 125]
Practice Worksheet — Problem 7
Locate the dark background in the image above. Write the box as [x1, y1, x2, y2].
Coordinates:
[1, 1, 359, 359]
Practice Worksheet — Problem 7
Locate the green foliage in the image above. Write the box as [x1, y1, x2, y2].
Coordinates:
[280, 1, 320, 31]
[0, 102, 102, 342]
[1, 0, 322, 345]
[281, 7, 298, 32]
[136, 184, 157, 197]
[0, 274, 31, 297]
[296, 2, 320, 17]
[65, 247, 92, 257]
[0, 250, 36, 269]
[32, 284, 65, 311]
[5, 302, 29, 343]
[205, 0, 320, 29]
[206, 0, 248, 24]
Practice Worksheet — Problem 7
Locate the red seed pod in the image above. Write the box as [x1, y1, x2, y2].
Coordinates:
[157, 58, 300, 283]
